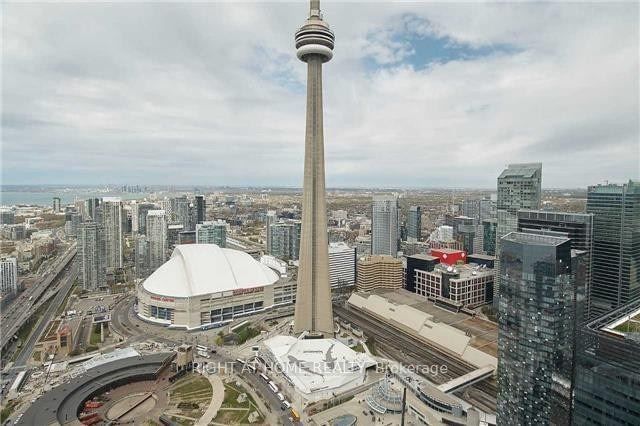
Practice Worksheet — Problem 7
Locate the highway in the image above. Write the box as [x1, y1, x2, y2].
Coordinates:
[333, 304, 497, 412]
[1, 245, 77, 351]
[12, 263, 78, 369]
[1, 261, 78, 403]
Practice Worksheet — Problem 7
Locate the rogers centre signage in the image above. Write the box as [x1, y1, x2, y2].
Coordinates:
[151, 295, 175, 303]
[232, 287, 264, 296]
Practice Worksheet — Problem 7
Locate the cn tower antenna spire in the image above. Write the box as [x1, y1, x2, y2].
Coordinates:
[293, 0, 335, 337]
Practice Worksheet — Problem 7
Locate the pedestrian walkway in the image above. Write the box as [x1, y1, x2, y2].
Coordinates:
[196, 373, 224, 426]
[233, 374, 280, 425]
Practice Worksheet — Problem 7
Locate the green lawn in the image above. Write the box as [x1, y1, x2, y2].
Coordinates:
[215, 382, 264, 424]
[90, 324, 102, 345]
[0, 401, 17, 423]
[234, 324, 262, 345]
[614, 320, 640, 333]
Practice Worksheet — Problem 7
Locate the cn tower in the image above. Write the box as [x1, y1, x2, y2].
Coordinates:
[293, 0, 334, 337]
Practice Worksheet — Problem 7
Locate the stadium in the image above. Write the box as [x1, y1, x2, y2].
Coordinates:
[137, 244, 296, 330]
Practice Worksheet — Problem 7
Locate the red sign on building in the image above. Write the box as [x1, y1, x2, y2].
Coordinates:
[430, 249, 466, 265]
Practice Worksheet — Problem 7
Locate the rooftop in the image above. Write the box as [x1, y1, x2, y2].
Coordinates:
[264, 335, 376, 399]
[407, 253, 439, 261]
[498, 163, 542, 179]
[142, 244, 279, 298]
[502, 231, 570, 246]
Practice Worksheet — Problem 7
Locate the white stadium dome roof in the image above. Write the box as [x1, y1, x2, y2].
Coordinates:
[142, 244, 279, 298]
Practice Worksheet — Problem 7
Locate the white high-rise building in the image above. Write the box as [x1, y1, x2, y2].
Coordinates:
[328, 242, 356, 289]
[146, 210, 167, 272]
[0, 257, 18, 295]
[101, 197, 124, 270]
[371, 194, 399, 257]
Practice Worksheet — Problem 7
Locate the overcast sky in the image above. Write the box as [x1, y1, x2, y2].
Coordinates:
[2, 1, 638, 188]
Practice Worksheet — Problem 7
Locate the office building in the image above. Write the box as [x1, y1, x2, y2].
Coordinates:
[452, 216, 477, 253]
[196, 220, 227, 247]
[171, 196, 191, 231]
[167, 224, 184, 252]
[134, 202, 156, 235]
[64, 212, 82, 237]
[497, 232, 580, 425]
[406, 206, 421, 242]
[135, 234, 150, 279]
[428, 225, 455, 243]
[372, 194, 399, 257]
[494, 163, 542, 305]
[414, 263, 494, 308]
[0, 208, 15, 225]
[52, 197, 61, 213]
[586, 180, 640, 317]
[265, 210, 277, 253]
[0, 257, 18, 295]
[328, 242, 356, 289]
[84, 198, 100, 221]
[405, 254, 439, 293]
[461, 198, 495, 222]
[195, 195, 206, 224]
[356, 255, 403, 292]
[482, 219, 497, 255]
[78, 221, 106, 291]
[178, 231, 196, 245]
[146, 210, 167, 272]
[518, 209, 594, 319]
[101, 197, 124, 270]
[270, 221, 301, 261]
[572, 299, 640, 425]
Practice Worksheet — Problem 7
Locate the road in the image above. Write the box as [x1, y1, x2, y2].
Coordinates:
[1, 262, 78, 403]
[1, 245, 77, 350]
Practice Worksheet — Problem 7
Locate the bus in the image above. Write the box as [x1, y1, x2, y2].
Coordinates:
[196, 345, 208, 352]
[235, 358, 246, 365]
[260, 373, 269, 382]
[197, 350, 211, 359]
[268, 381, 278, 393]
[290, 409, 300, 422]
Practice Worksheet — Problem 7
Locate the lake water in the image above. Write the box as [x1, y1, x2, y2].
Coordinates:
[1, 191, 150, 207]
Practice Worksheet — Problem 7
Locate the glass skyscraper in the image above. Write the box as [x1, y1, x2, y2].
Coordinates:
[497, 232, 581, 425]
[269, 220, 302, 261]
[196, 220, 227, 247]
[483, 218, 497, 255]
[494, 163, 542, 306]
[78, 221, 106, 291]
[195, 195, 206, 224]
[371, 194, 399, 257]
[518, 210, 594, 321]
[586, 180, 640, 318]
[406, 205, 421, 242]
[572, 299, 640, 425]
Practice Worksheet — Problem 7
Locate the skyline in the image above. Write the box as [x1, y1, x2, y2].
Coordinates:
[3, 2, 639, 188]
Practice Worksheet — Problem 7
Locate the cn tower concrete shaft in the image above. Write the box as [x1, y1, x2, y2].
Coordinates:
[293, 1, 334, 337]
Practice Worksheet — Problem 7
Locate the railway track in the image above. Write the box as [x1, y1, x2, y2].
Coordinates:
[334, 304, 497, 407]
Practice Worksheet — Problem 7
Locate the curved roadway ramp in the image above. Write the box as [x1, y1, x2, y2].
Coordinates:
[16, 352, 174, 426]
